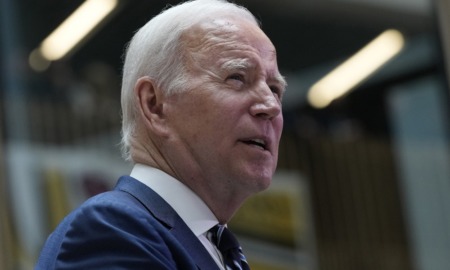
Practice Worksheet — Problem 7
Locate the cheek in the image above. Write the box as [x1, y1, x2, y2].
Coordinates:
[275, 115, 284, 139]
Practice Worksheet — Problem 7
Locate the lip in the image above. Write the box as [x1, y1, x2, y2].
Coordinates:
[238, 136, 272, 153]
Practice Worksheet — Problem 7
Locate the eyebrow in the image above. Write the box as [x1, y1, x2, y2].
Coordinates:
[221, 58, 254, 71]
[273, 72, 287, 92]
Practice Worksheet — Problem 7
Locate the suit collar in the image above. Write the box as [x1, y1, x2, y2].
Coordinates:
[115, 176, 220, 270]
[130, 164, 219, 237]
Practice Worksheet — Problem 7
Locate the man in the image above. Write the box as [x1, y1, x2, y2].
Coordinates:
[36, 0, 286, 269]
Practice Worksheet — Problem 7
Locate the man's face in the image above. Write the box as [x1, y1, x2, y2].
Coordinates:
[164, 17, 285, 199]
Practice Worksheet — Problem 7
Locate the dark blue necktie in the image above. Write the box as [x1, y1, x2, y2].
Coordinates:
[208, 225, 250, 270]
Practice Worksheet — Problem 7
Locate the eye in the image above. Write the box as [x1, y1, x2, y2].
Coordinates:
[227, 73, 245, 82]
[270, 85, 281, 98]
[226, 73, 246, 89]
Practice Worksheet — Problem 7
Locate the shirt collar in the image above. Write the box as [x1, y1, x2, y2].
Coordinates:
[130, 163, 218, 236]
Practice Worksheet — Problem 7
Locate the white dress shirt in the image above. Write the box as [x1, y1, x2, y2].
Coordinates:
[130, 163, 225, 269]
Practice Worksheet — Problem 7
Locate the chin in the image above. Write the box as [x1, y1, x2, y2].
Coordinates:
[250, 172, 273, 192]
[235, 162, 276, 191]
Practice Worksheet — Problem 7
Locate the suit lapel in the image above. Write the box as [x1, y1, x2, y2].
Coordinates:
[115, 176, 220, 270]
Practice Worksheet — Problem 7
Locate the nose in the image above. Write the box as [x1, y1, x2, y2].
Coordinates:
[249, 85, 282, 120]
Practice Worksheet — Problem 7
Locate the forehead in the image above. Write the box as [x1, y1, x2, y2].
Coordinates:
[183, 17, 278, 65]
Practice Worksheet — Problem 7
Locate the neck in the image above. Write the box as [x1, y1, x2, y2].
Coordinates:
[130, 138, 252, 224]
[130, 137, 175, 177]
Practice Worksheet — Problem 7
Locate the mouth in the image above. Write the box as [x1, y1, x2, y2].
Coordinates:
[241, 138, 268, 151]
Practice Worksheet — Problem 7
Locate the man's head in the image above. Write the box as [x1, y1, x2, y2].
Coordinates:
[121, 0, 257, 159]
[121, 0, 286, 221]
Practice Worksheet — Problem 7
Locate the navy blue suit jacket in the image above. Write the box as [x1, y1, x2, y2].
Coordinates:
[35, 176, 221, 269]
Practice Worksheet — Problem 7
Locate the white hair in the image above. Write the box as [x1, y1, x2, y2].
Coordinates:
[120, 0, 258, 161]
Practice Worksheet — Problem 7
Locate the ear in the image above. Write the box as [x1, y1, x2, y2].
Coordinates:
[134, 76, 168, 136]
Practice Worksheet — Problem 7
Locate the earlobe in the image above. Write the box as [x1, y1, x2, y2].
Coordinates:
[134, 76, 168, 135]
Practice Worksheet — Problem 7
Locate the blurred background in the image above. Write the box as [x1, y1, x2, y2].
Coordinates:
[1, 0, 450, 269]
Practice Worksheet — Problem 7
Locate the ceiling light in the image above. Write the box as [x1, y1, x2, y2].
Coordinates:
[307, 29, 405, 109]
[29, 0, 118, 71]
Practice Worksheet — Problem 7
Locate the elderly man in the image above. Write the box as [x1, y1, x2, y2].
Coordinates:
[36, 0, 286, 269]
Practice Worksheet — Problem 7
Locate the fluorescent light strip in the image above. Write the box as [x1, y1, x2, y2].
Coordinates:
[39, 0, 118, 61]
[307, 29, 405, 109]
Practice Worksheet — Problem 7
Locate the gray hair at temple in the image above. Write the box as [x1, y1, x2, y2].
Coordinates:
[120, 0, 259, 161]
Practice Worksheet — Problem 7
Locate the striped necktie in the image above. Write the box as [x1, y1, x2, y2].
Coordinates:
[208, 225, 250, 270]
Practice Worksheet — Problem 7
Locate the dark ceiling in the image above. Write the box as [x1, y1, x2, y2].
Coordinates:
[15, 0, 434, 75]
[2, 0, 444, 141]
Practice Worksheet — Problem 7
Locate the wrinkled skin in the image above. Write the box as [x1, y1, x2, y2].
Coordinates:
[134, 16, 286, 223]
